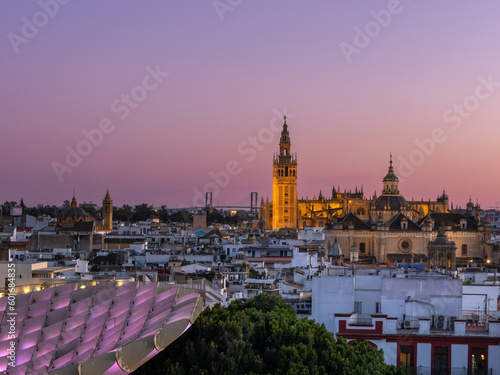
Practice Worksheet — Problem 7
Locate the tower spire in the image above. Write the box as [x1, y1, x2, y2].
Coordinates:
[382, 154, 399, 194]
[388, 153, 394, 174]
[273, 116, 297, 230]
[102, 189, 113, 231]
[70, 190, 77, 208]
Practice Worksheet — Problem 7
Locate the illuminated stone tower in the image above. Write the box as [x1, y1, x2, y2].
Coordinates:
[272, 116, 298, 229]
[102, 189, 113, 231]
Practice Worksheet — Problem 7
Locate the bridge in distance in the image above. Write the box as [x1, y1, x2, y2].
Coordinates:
[163, 192, 259, 214]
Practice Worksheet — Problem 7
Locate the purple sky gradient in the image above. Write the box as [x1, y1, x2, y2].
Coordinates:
[1, 1, 499, 209]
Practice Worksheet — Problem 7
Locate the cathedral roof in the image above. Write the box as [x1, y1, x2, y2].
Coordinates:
[374, 195, 411, 211]
[387, 213, 422, 231]
[338, 212, 371, 230]
[417, 213, 478, 231]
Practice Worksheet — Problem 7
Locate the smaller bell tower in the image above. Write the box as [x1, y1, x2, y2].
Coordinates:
[102, 189, 113, 231]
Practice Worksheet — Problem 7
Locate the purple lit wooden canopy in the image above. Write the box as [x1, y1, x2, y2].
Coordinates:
[0, 282, 203, 374]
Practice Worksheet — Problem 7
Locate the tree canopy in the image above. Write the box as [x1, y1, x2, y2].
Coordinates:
[133, 294, 400, 375]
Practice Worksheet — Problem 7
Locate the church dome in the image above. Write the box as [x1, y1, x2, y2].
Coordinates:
[57, 195, 91, 225]
[329, 239, 343, 257]
[60, 206, 89, 221]
[374, 195, 411, 211]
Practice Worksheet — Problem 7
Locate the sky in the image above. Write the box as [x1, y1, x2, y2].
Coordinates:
[1, 1, 500, 209]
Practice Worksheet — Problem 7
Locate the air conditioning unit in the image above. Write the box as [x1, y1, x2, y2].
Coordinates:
[436, 315, 446, 329]
[448, 317, 457, 331]
[404, 319, 415, 329]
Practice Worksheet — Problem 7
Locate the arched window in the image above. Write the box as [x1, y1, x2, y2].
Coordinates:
[285, 166, 288, 176]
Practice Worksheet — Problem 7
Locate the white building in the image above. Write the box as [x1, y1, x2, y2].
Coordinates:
[311, 271, 499, 373]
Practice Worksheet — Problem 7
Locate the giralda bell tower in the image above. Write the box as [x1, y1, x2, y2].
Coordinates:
[272, 116, 298, 229]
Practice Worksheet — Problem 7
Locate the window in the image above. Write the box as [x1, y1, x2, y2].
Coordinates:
[354, 301, 362, 314]
[399, 239, 412, 252]
[433, 347, 449, 374]
[462, 244, 467, 255]
[375, 302, 381, 314]
[471, 348, 486, 370]
[399, 346, 414, 368]
[359, 243, 366, 254]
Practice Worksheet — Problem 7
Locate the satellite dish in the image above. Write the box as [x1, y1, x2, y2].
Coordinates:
[186, 248, 191, 254]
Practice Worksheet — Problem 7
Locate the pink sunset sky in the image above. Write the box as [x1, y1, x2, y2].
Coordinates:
[1, 1, 499, 209]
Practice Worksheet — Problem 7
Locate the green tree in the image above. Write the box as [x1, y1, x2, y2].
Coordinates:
[169, 209, 192, 223]
[114, 205, 133, 222]
[158, 205, 170, 222]
[133, 294, 400, 375]
[1, 201, 17, 216]
[132, 203, 155, 222]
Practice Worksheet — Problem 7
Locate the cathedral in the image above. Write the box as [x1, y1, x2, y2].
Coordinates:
[259, 118, 494, 267]
[56, 190, 113, 232]
[260, 117, 449, 230]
